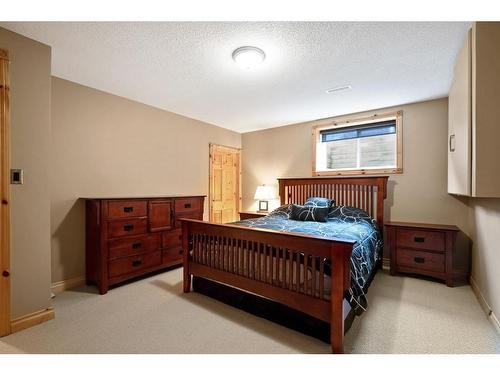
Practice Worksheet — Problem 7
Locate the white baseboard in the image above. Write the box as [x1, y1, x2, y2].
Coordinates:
[51, 276, 86, 295]
[470, 276, 500, 335]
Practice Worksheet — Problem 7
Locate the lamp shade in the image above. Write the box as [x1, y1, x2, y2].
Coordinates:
[254, 185, 275, 200]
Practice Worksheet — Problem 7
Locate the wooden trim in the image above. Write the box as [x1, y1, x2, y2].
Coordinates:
[208, 143, 242, 223]
[10, 308, 55, 334]
[51, 276, 86, 295]
[0, 48, 11, 337]
[311, 111, 403, 177]
[470, 276, 500, 334]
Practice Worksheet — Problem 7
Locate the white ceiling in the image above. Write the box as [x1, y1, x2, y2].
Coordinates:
[1, 22, 470, 133]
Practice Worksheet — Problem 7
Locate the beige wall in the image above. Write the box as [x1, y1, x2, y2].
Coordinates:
[469, 199, 500, 322]
[242, 98, 471, 255]
[0, 28, 52, 319]
[51, 77, 241, 283]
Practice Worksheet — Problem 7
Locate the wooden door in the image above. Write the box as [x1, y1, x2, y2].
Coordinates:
[148, 200, 173, 232]
[0, 49, 11, 337]
[209, 144, 241, 223]
[448, 29, 472, 196]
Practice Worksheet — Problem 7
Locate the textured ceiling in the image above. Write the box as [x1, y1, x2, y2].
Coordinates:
[0, 22, 470, 133]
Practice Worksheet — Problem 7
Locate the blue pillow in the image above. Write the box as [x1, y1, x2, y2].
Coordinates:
[290, 204, 329, 222]
[304, 197, 335, 208]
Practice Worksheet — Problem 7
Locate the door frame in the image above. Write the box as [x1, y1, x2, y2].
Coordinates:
[0, 48, 11, 337]
[208, 143, 242, 222]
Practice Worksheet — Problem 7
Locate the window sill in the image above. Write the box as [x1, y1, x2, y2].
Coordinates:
[313, 167, 403, 177]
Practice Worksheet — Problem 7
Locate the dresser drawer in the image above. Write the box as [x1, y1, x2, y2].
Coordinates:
[108, 218, 148, 238]
[174, 212, 203, 228]
[163, 247, 184, 264]
[174, 197, 202, 213]
[396, 228, 445, 252]
[108, 233, 161, 259]
[396, 248, 445, 273]
[108, 250, 162, 278]
[108, 200, 147, 219]
[163, 229, 182, 249]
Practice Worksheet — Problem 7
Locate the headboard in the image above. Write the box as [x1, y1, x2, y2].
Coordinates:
[278, 176, 389, 232]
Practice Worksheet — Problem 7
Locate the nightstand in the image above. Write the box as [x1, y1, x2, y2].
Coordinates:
[239, 211, 268, 220]
[385, 222, 470, 287]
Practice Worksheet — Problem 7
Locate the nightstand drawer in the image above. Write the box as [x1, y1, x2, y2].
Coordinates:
[396, 248, 445, 273]
[396, 228, 445, 252]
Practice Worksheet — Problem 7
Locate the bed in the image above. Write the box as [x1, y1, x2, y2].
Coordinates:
[181, 176, 388, 353]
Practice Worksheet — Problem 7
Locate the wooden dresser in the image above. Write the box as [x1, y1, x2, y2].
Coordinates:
[85, 195, 204, 294]
[385, 222, 470, 287]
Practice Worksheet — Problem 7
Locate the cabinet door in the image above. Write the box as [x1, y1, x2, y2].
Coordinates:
[448, 29, 472, 196]
[148, 200, 173, 232]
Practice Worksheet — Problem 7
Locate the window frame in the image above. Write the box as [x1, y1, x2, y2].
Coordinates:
[311, 110, 403, 176]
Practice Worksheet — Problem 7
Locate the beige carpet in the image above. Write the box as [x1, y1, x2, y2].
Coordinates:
[0, 268, 498, 354]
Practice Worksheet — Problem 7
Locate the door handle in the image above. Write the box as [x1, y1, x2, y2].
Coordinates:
[449, 134, 455, 152]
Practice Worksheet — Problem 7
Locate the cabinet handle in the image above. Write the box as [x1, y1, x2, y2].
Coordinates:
[414, 257, 425, 264]
[184, 203, 192, 209]
[132, 260, 142, 267]
[414, 236, 425, 243]
[132, 242, 142, 249]
[123, 224, 134, 231]
[123, 206, 134, 213]
[179, 249, 184, 255]
[449, 134, 455, 152]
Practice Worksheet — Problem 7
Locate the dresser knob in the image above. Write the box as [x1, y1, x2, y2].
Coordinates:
[2, 270, 9, 277]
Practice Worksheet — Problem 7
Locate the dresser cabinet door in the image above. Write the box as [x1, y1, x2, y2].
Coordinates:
[148, 200, 173, 232]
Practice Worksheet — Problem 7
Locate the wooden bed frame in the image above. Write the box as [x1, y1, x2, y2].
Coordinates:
[181, 176, 388, 353]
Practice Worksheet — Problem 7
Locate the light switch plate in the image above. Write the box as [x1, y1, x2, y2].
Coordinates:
[10, 169, 23, 184]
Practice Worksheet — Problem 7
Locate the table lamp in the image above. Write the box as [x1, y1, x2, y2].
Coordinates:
[254, 184, 274, 212]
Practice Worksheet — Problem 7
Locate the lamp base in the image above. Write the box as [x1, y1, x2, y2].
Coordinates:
[258, 200, 269, 212]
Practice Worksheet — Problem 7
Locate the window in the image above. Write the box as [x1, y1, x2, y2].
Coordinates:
[312, 111, 402, 176]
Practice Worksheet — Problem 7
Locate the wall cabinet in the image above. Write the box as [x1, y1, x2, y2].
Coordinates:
[448, 22, 500, 197]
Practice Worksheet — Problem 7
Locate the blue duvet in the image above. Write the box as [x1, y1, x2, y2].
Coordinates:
[233, 204, 382, 313]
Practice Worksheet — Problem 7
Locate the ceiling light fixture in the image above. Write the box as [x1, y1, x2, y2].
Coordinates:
[232, 46, 266, 70]
[326, 85, 352, 94]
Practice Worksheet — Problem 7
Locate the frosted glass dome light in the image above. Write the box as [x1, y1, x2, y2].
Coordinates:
[232, 46, 266, 70]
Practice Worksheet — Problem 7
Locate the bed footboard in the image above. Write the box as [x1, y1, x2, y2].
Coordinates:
[181, 219, 355, 354]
